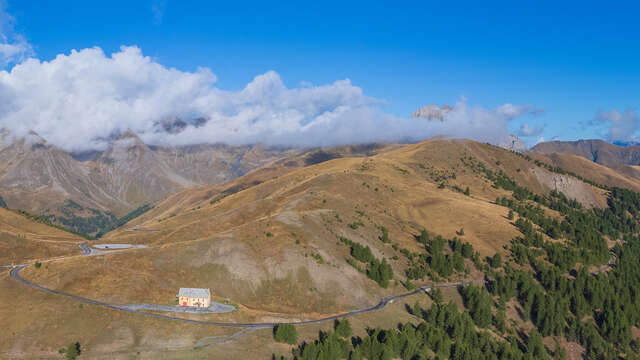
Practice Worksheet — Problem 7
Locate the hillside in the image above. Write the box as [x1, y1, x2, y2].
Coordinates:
[6, 138, 640, 358]
[532, 152, 640, 192]
[24, 139, 605, 315]
[531, 138, 640, 175]
[0, 130, 401, 237]
[0, 130, 296, 236]
[0, 206, 83, 265]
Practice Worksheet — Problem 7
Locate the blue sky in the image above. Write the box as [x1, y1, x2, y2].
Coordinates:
[1, 0, 639, 148]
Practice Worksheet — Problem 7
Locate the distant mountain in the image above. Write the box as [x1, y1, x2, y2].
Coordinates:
[497, 134, 527, 153]
[530, 139, 640, 167]
[0, 129, 296, 235]
[0, 129, 398, 236]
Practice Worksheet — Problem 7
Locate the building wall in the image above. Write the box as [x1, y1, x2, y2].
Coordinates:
[178, 296, 210, 307]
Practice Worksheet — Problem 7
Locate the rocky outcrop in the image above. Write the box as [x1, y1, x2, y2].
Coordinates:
[0, 130, 291, 217]
[497, 134, 527, 153]
[530, 167, 605, 208]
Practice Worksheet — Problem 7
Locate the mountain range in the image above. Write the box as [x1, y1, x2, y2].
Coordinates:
[0, 129, 298, 235]
[4, 135, 640, 358]
[6, 129, 640, 237]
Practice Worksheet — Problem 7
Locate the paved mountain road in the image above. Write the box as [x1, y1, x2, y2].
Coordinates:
[8, 242, 487, 330]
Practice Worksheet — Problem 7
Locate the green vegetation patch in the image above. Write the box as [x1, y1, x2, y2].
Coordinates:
[339, 236, 393, 288]
[41, 201, 152, 239]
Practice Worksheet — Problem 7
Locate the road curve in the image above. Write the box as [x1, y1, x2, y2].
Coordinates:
[9, 243, 486, 329]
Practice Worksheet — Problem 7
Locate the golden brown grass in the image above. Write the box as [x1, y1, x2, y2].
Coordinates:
[3, 138, 615, 358]
[0, 207, 83, 265]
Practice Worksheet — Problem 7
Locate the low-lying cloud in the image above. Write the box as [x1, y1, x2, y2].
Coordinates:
[0, 3, 33, 67]
[517, 123, 544, 137]
[0, 46, 537, 152]
[593, 109, 638, 143]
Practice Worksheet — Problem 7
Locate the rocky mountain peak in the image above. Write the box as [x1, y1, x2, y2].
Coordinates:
[498, 134, 526, 153]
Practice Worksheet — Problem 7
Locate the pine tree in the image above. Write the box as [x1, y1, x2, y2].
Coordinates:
[274, 324, 298, 345]
[491, 253, 502, 268]
[335, 319, 352, 339]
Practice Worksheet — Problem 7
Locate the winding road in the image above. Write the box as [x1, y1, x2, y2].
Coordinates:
[9, 242, 485, 331]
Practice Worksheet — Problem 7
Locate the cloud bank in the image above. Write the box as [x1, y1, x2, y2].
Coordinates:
[517, 123, 544, 137]
[0, 2, 33, 67]
[0, 46, 536, 152]
[594, 109, 638, 143]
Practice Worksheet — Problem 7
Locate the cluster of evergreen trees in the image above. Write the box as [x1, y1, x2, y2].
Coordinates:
[284, 158, 640, 359]
[44, 201, 152, 238]
[339, 237, 393, 288]
[275, 302, 557, 360]
[404, 230, 476, 281]
[461, 285, 493, 328]
[491, 175, 640, 357]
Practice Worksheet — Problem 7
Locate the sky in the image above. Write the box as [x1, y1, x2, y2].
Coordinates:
[0, 0, 638, 151]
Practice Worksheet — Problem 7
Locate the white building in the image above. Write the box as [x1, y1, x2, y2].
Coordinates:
[177, 288, 211, 308]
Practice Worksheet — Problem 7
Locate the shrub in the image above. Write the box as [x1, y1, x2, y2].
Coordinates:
[379, 226, 390, 243]
[59, 342, 81, 360]
[34, 261, 42, 269]
[491, 253, 502, 268]
[335, 319, 352, 338]
[274, 323, 298, 344]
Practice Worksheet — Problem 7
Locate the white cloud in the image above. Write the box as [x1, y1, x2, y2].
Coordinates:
[496, 104, 532, 118]
[517, 123, 544, 137]
[0, 45, 536, 152]
[0, 2, 33, 67]
[594, 109, 638, 143]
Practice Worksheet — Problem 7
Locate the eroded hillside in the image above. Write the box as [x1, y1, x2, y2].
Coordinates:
[8, 138, 640, 359]
[19, 140, 605, 317]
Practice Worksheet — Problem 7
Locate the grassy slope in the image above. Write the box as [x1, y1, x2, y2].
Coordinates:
[0, 206, 83, 265]
[23, 140, 604, 312]
[533, 152, 640, 192]
[3, 139, 614, 358]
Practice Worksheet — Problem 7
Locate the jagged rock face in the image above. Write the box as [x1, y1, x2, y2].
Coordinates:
[0, 130, 118, 213]
[85, 133, 196, 209]
[498, 135, 527, 153]
[530, 167, 604, 208]
[0, 130, 291, 217]
[150, 144, 292, 185]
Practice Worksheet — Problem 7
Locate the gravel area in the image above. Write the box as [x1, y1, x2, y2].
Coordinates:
[123, 302, 236, 314]
[92, 244, 147, 250]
